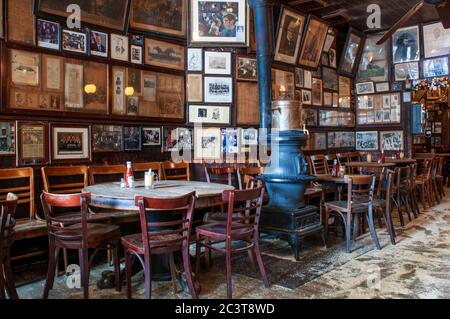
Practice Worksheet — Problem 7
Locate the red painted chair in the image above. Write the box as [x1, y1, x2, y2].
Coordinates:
[195, 187, 269, 299]
[121, 192, 198, 299]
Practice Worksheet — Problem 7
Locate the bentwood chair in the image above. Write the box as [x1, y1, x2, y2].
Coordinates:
[42, 166, 89, 194]
[436, 157, 446, 199]
[204, 166, 238, 187]
[373, 170, 396, 245]
[309, 155, 327, 175]
[133, 162, 163, 181]
[324, 154, 337, 174]
[40, 192, 121, 299]
[416, 159, 433, 210]
[162, 161, 190, 181]
[237, 167, 264, 190]
[195, 187, 269, 299]
[409, 163, 421, 218]
[121, 193, 198, 299]
[324, 175, 380, 254]
[1, 193, 19, 299]
[88, 165, 126, 185]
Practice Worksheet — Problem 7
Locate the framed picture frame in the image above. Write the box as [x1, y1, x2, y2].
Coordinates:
[83, 61, 108, 113]
[10, 49, 40, 87]
[298, 15, 329, 69]
[188, 105, 231, 125]
[42, 54, 63, 92]
[50, 124, 90, 163]
[274, 6, 306, 65]
[312, 78, 323, 106]
[323, 29, 335, 52]
[221, 128, 240, 153]
[187, 48, 203, 71]
[62, 29, 87, 54]
[126, 96, 140, 116]
[110, 34, 129, 61]
[356, 131, 378, 151]
[144, 38, 185, 70]
[92, 125, 123, 153]
[204, 76, 233, 103]
[123, 126, 142, 151]
[394, 62, 419, 81]
[0, 122, 16, 155]
[36, 0, 130, 31]
[16, 121, 49, 166]
[90, 30, 108, 58]
[236, 56, 257, 82]
[423, 22, 450, 59]
[187, 74, 203, 102]
[322, 67, 338, 91]
[376, 82, 390, 93]
[301, 90, 312, 105]
[194, 127, 221, 161]
[162, 127, 193, 152]
[329, 48, 337, 68]
[357, 34, 389, 82]
[130, 45, 143, 64]
[112, 66, 126, 115]
[328, 131, 355, 149]
[338, 27, 365, 77]
[356, 82, 375, 95]
[241, 128, 258, 146]
[37, 19, 60, 50]
[236, 82, 259, 126]
[380, 131, 404, 151]
[323, 92, 333, 106]
[130, 0, 187, 38]
[131, 35, 145, 46]
[189, 0, 248, 46]
[272, 68, 295, 100]
[64, 63, 84, 109]
[392, 25, 420, 64]
[295, 68, 304, 88]
[301, 108, 317, 127]
[142, 127, 161, 146]
[422, 57, 449, 78]
[204, 51, 232, 75]
[127, 68, 142, 96]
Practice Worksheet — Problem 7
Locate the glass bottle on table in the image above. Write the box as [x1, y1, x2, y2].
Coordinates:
[126, 161, 134, 188]
[332, 160, 338, 177]
[380, 151, 386, 164]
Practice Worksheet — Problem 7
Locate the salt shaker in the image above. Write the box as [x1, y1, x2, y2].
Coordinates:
[128, 176, 135, 188]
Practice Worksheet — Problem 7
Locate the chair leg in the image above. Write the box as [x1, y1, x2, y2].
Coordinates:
[4, 249, 18, 299]
[124, 250, 132, 299]
[383, 207, 396, 246]
[63, 248, 69, 274]
[345, 213, 352, 254]
[352, 213, 359, 241]
[182, 242, 198, 299]
[253, 240, 269, 288]
[367, 209, 381, 250]
[143, 255, 152, 299]
[112, 242, 121, 292]
[195, 233, 202, 280]
[0, 260, 5, 299]
[247, 250, 257, 272]
[402, 193, 413, 222]
[323, 206, 329, 246]
[43, 244, 58, 299]
[225, 244, 232, 299]
[78, 249, 89, 299]
[169, 253, 178, 296]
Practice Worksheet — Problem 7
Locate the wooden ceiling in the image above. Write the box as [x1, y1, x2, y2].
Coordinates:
[285, 0, 441, 32]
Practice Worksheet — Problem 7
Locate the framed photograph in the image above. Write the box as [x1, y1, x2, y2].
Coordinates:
[394, 62, 419, 81]
[112, 66, 126, 115]
[339, 76, 351, 96]
[311, 133, 327, 151]
[376, 82, 390, 93]
[145, 38, 185, 70]
[131, 35, 145, 46]
[90, 30, 108, 58]
[221, 128, 240, 153]
[382, 95, 391, 108]
[190, 0, 248, 46]
[236, 56, 257, 81]
[312, 78, 323, 106]
[302, 108, 317, 126]
[127, 96, 140, 116]
[357, 34, 389, 82]
[62, 29, 87, 54]
[380, 131, 404, 151]
[295, 68, 304, 88]
[162, 127, 192, 152]
[142, 127, 161, 146]
[303, 70, 312, 89]
[272, 69, 295, 100]
[0, 122, 15, 155]
[51, 124, 90, 162]
[37, 19, 60, 50]
[328, 131, 355, 148]
[323, 92, 333, 106]
[37, 0, 130, 31]
[194, 127, 221, 161]
[321, 52, 329, 67]
[17, 121, 48, 166]
[111, 34, 129, 61]
[302, 90, 312, 105]
[64, 63, 84, 109]
[423, 22, 450, 58]
[187, 74, 203, 102]
[356, 131, 378, 151]
[329, 48, 337, 68]
[130, 45, 143, 64]
[339, 28, 364, 77]
[204, 51, 232, 75]
[274, 6, 306, 65]
[127, 68, 142, 96]
[189, 105, 231, 125]
[130, 0, 187, 37]
[356, 82, 375, 95]
[392, 25, 420, 64]
[204, 77, 233, 103]
[241, 128, 258, 146]
[10, 50, 40, 87]
[298, 16, 329, 69]
[83, 61, 108, 113]
[187, 48, 203, 71]
[42, 55, 63, 92]
[322, 67, 338, 91]
[123, 126, 142, 151]
[92, 125, 123, 153]
[423, 57, 449, 78]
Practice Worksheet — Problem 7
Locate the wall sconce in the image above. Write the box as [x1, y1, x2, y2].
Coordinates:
[125, 86, 135, 96]
[84, 84, 97, 94]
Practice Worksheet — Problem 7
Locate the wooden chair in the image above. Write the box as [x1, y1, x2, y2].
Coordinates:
[373, 170, 396, 245]
[133, 162, 163, 181]
[88, 165, 126, 185]
[162, 162, 190, 181]
[309, 155, 327, 175]
[324, 175, 380, 253]
[408, 163, 421, 218]
[40, 192, 121, 299]
[42, 165, 88, 194]
[336, 153, 350, 167]
[1, 193, 19, 299]
[204, 166, 238, 187]
[430, 157, 441, 205]
[121, 193, 198, 299]
[237, 167, 264, 190]
[0, 168, 47, 260]
[348, 152, 362, 162]
[436, 157, 446, 199]
[195, 187, 269, 299]
[416, 159, 433, 210]
[324, 154, 337, 174]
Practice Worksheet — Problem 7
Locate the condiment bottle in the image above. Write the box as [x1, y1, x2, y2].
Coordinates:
[126, 161, 133, 188]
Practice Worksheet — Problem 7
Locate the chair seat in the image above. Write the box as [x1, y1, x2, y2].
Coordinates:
[121, 233, 182, 253]
[324, 201, 369, 213]
[305, 188, 323, 197]
[373, 198, 386, 208]
[54, 212, 112, 225]
[196, 222, 252, 239]
[54, 223, 120, 248]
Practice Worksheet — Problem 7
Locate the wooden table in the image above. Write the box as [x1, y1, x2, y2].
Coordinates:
[346, 162, 395, 168]
[386, 159, 417, 166]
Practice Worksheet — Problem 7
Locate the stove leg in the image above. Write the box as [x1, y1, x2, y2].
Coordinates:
[289, 234, 301, 261]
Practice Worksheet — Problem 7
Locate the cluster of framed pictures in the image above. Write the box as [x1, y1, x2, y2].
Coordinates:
[304, 131, 356, 151]
[356, 131, 404, 151]
[319, 111, 355, 127]
[357, 93, 401, 125]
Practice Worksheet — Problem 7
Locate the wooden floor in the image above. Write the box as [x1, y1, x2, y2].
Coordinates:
[16, 193, 450, 299]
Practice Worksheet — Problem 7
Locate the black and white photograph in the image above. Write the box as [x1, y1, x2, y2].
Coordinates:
[392, 25, 420, 64]
[241, 128, 258, 146]
[329, 48, 337, 68]
[204, 77, 233, 103]
[376, 82, 390, 93]
[163, 127, 192, 152]
[357, 34, 388, 82]
[90, 30, 108, 57]
[295, 68, 304, 88]
[142, 127, 161, 146]
[92, 125, 123, 152]
[302, 90, 312, 105]
[0, 122, 15, 155]
[189, 105, 231, 124]
[131, 35, 144, 46]
[322, 67, 338, 91]
[221, 128, 240, 153]
[394, 62, 419, 81]
[131, 45, 143, 64]
[127, 96, 139, 116]
[423, 57, 449, 78]
[62, 29, 87, 54]
[301, 109, 317, 127]
[356, 131, 378, 151]
[51, 125, 90, 162]
[356, 82, 375, 95]
[423, 22, 450, 58]
[187, 48, 203, 71]
[274, 7, 306, 65]
[236, 57, 257, 82]
[339, 29, 363, 76]
[204, 51, 232, 75]
[37, 19, 60, 50]
[111, 33, 129, 61]
[380, 131, 404, 151]
[328, 131, 355, 148]
[123, 126, 142, 151]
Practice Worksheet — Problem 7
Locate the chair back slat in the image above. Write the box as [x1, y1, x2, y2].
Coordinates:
[1, 193, 19, 244]
[162, 162, 190, 181]
[42, 166, 88, 195]
[309, 155, 327, 175]
[346, 175, 375, 211]
[89, 165, 126, 185]
[237, 167, 264, 190]
[133, 162, 163, 181]
[0, 168, 35, 220]
[324, 154, 337, 174]
[205, 166, 237, 186]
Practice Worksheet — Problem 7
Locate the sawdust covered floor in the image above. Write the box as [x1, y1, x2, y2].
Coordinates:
[17, 194, 450, 299]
